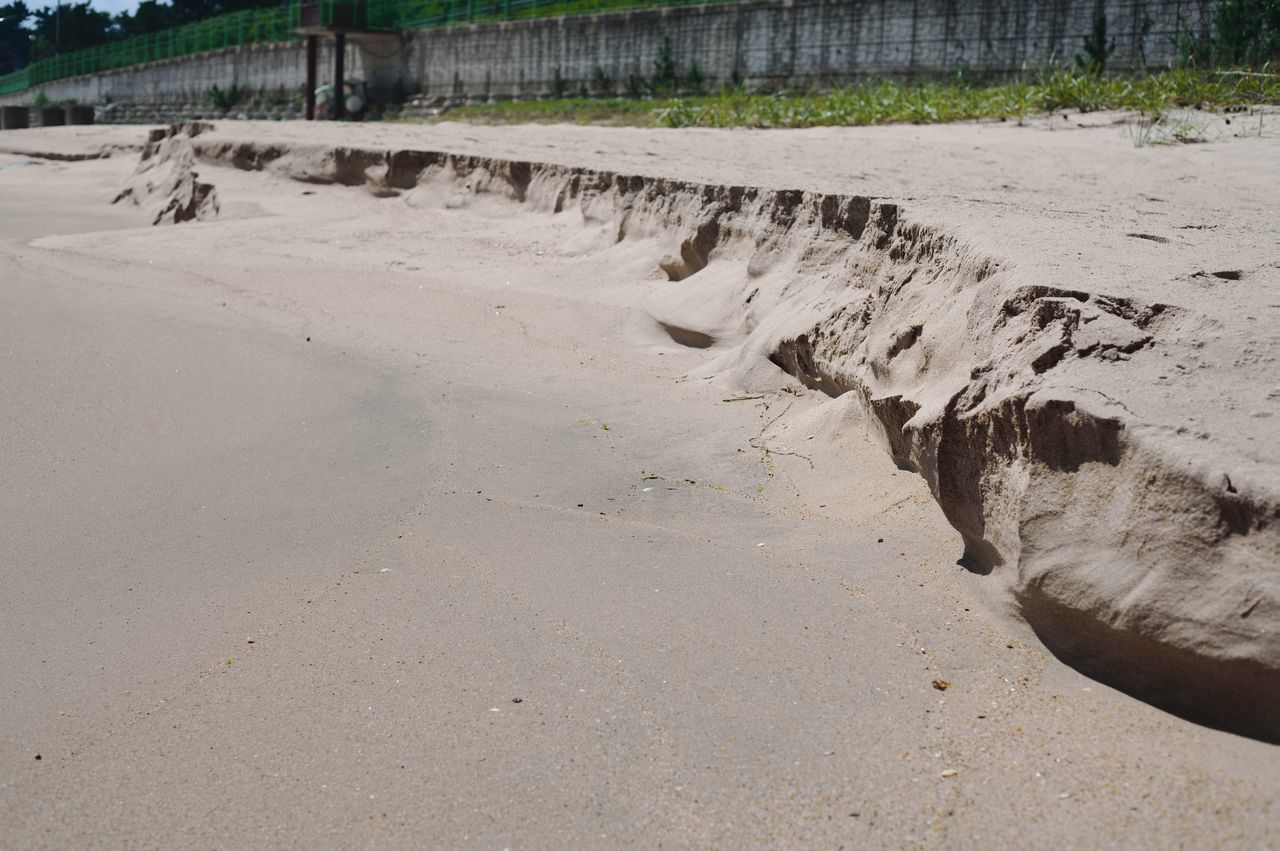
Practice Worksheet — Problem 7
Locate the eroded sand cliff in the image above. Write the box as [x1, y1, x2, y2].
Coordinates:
[3, 118, 1277, 846]
[154, 122, 1277, 738]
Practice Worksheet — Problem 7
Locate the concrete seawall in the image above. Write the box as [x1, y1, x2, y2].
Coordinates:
[0, 0, 1212, 110]
[0, 39, 358, 111]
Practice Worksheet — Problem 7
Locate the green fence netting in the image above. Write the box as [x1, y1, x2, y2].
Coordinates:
[1, 4, 297, 95]
[0, 0, 721, 96]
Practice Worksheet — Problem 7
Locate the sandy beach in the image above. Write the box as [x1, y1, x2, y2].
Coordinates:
[0, 117, 1276, 846]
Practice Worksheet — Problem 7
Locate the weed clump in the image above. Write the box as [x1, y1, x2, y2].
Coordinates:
[1180, 0, 1280, 67]
[209, 82, 248, 110]
[433, 67, 1277, 129]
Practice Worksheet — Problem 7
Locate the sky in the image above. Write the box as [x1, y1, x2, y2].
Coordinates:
[27, 0, 143, 17]
[91, 0, 140, 13]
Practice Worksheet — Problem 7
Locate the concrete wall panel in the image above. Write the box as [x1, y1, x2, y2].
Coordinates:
[0, 0, 1214, 110]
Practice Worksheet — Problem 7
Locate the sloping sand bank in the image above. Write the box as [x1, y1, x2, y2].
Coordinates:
[110, 118, 1280, 740]
[0, 119, 1276, 845]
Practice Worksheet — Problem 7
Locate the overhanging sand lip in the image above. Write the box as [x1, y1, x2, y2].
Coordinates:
[28, 121, 1279, 738]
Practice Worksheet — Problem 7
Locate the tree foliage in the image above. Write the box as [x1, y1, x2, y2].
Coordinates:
[3, 0, 283, 73]
[0, 2, 32, 74]
[29, 2, 114, 60]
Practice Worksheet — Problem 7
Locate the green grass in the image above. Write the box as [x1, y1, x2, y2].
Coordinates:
[399, 0, 730, 28]
[429, 97, 664, 126]
[426, 68, 1279, 129]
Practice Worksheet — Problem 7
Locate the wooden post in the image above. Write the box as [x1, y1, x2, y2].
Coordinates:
[333, 32, 346, 119]
[305, 35, 318, 120]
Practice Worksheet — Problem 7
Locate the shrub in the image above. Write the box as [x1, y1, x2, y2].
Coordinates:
[210, 82, 248, 110]
[1182, 0, 1280, 66]
[1076, 12, 1116, 75]
[651, 35, 678, 96]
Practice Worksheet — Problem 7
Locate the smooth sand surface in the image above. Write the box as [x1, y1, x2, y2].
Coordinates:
[0, 123, 1276, 846]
